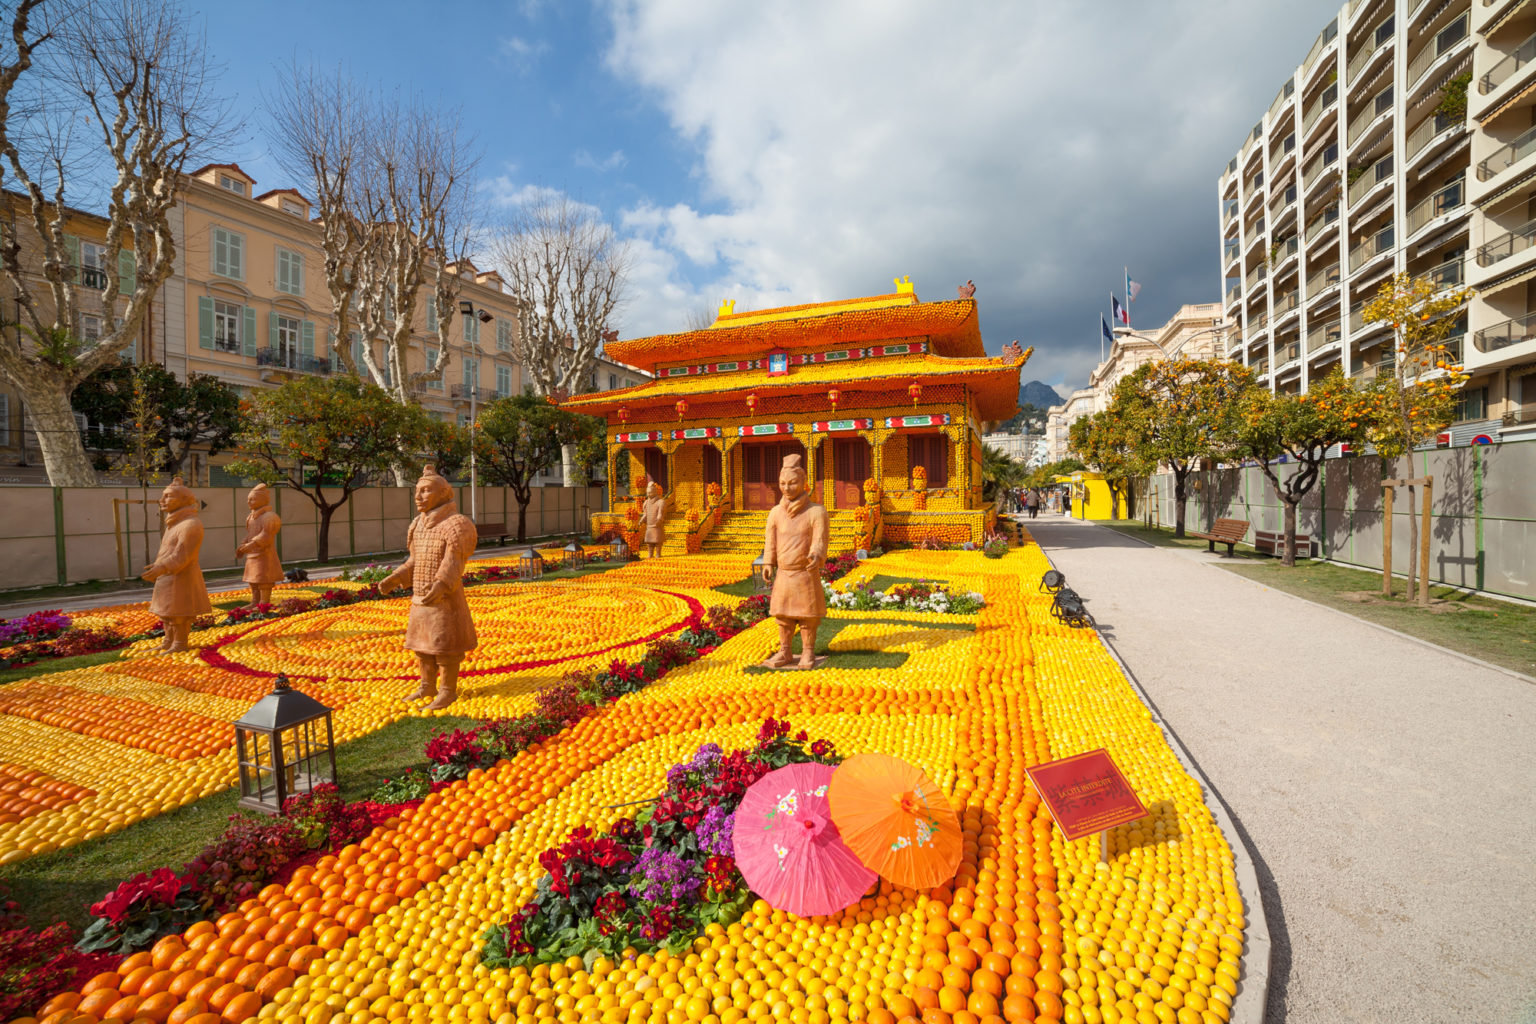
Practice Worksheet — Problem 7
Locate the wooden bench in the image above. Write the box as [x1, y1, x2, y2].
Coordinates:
[474, 522, 508, 545]
[1253, 529, 1315, 559]
[1188, 518, 1250, 557]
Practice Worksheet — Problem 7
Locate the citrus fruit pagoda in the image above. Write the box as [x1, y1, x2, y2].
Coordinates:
[2, 538, 1247, 1024]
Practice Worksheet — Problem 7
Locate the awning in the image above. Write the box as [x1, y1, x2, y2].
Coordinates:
[1417, 0, 1457, 33]
[1479, 76, 1536, 127]
[1476, 163, 1536, 209]
[1484, 0, 1534, 38]
[1411, 53, 1473, 114]
[1413, 133, 1470, 181]
[1475, 260, 1536, 295]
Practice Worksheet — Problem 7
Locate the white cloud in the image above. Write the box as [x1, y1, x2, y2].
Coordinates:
[600, 0, 1342, 387]
[498, 35, 549, 73]
[575, 148, 629, 172]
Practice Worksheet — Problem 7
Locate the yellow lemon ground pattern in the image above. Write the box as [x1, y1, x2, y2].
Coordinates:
[0, 557, 747, 866]
[10, 545, 1247, 1024]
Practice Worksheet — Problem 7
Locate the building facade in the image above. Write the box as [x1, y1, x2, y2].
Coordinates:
[1044, 387, 1096, 463]
[981, 430, 1048, 468]
[563, 281, 1025, 554]
[1090, 303, 1227, 399]
[1219, 0, 1536, 444]
[1, 165, 646, 483]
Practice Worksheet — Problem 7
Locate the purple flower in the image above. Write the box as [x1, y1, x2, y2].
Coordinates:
[694, 804, 735, 857]
[664, 742, 724, 790]
[627, 847, 702, 905]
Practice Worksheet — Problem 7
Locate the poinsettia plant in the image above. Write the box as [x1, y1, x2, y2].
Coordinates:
[75, 868, 204, 954]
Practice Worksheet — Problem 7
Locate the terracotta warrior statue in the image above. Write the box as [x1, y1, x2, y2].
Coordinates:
[379, 465, 479, 710]
[140, 477, 212, 653]
[235, 483, 283, 609]
[760, 453, 829, 670]
[642, 479, 666, 559]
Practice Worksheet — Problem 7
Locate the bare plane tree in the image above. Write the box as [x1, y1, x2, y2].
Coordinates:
[0, 0, 233, 485]
[492, 193, 630, 398]
[265, 65, 480, 413]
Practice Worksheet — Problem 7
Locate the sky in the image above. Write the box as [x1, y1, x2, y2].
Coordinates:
[195, 0, 1345, 395]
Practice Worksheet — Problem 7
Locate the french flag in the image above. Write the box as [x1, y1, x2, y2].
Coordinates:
[1111, 293, 1129, 326]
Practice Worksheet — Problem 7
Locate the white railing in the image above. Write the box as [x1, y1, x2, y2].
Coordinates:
[1406, 110, 1462, 161]
[1346, 89, 1392, 145]
[1304, 20, 1340, 77]
[1349, 224, 1394, 272]
[1307, 262, 1342, 294]
[1304, 144, 1340, 187]
[1270, 183, 1298, 219]
[1477, 217, 1536, 267]
[1308, 318, 1343, 352]
[1246, 263, 1268, 290]
[1407, 12, 1468, 88]
[1479, 29, 1536, 94]
[1346, 19, 1393, 82]
[1478, 122, 1536, 181]
[1303, 82, 1340, 133]
[1348, 154, 1394, 204]
[1406, 176, 1465, 234]
[1306, 204, 1341, 241]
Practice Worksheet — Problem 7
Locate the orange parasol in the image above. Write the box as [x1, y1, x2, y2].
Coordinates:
[827, 753, 962, 890]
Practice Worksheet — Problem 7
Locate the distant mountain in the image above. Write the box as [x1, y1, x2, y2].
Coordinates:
[1019, 380, 1062, 409]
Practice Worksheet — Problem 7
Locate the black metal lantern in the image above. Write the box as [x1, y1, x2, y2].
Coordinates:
[752, 555, 770, 592]
[562, 540, 586, 570]
[1040, 570, 1067, 594]
[517, 547, 544, 580]
[234, 675, 337, 815]
[1050, 588, 1093, 629]
[609, 536, 630, 562]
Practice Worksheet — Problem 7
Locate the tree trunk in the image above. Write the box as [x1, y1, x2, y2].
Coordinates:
[318, 504, 335, 563]
[1282, 498, 1298, 568]
[515, 492, 530, 542]
[561, 443, 576, 487]
[1172, 470, 1188, 538]
[23, 378, 98, 486]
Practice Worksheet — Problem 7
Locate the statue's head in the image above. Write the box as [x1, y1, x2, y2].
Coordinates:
[778, 454, 808, 502]
[159, 476, 196, 514]
[246, 483, 271, 511]
[647, 480, 662, 499]
[414, 464, 454, 514]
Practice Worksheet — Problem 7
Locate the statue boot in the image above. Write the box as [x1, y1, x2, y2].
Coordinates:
[425, 678, 458, 712]
[764, 623, 797, 669]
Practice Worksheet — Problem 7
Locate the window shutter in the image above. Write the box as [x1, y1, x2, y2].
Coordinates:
[64, 236, 80, 280]
[276, 250, 289, 293]
[198, 296, 215, 350]
[463, 358, 473, 388]
[117, 249, 136, 291]
[268, 311, 279, 353]
[243, 306, 257, 357]
[427, 297, 437, 330]
[0, 393, 8, 448]
[301, 320, 315, 359]
[291, 251, 303, 294]
[230, 233, 242, 280]
[212, 228, 226, 277]
[351, 332, 362, 373]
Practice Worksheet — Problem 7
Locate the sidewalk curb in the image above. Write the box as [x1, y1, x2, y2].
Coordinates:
[1036, 537, 1274, 1024]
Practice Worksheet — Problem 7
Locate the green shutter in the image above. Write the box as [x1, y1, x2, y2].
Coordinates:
[268, 311, 278, 355]
[301, 320, 315, 359]
[117, 249, 136, 291]
[212, 228, 226, 277]
[427, 297, 436, 330]
[198, 296, 214, 349]
[242, 306, 257, 357]
[276, 250, 287, 293]
[293, 252, 303, 294]
[64, 236, 80, 280]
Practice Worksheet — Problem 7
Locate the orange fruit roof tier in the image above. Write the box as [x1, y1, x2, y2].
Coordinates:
[561, 351, 1028, 422]
[602, 296, 984, 373]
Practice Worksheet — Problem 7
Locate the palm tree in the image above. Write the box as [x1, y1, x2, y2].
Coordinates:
[981, 444, 1026, 503]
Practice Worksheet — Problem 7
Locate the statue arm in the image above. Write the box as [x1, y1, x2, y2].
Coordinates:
[379, 521, 417, 594]
[810, 510, 829, 569]
[145, 522, 201, 578]
[761, 512, 778, 583]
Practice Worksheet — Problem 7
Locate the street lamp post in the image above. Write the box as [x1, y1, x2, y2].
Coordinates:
[459, 300, 480, 523]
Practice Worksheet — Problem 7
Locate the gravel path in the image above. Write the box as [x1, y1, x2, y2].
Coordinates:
[1029, 517, 1536, 1024]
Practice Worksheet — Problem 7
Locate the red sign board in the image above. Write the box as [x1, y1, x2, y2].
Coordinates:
[1025, 749, 1147, 842]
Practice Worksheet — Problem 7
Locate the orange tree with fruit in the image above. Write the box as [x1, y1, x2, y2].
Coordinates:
[1360, 272, 1475, 602]
[1066, 411, 1139, 520]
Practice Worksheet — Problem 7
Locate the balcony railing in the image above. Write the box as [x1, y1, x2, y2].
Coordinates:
[1306, 204, 1341, 241]
[1249, 359, 1271, 377]
[1439, 333, 1465, 364]
[1222, 198, 1239, 224]
[1224, 240, 1241, 264]
[1272, 133, 1297, 164]
[257, 348, 332, 375]
[1347, 17, 1394, 82]
[1246, 263, 1268, 290]
[1225, 281, 1242, 305]
[1246, 216, 1267, 240]
[1406, 111, 1462, 163]
[1348, 154, 1394, 204]
[1269, 79, 1297, 120]
[1478, 123, 1536, 181]
[1308, 319, 1343, 351]
[1270, 184, 1298, 218]
[1304, 20, 1340, 76]
[1349, 225, 1394, 272]
[1477, 217, 1536, 266]
[1423, 255, 1465, 291]
[1479, 29, 1536, 94]
[1277, 341, 1302, 365]
[1349, 299, 1394, 334]
[1347, 88, 1393, 145]
[1304, 143, 1340, 188]
[1303, 82, 1340, 133]
[1307, 262, 1342, 294]
[1474, 310, 1536, 352]
[1274, 290, 1299, 317]
[1407, 12, 1468, 87]
[450, 384, 497, 402]
[1406, 176, 1465, 234]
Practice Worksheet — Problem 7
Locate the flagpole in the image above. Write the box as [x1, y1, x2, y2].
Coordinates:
[1124, 267, 1131, 330]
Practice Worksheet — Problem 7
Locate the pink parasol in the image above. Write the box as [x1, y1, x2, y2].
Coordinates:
[732, 762, 877, 917]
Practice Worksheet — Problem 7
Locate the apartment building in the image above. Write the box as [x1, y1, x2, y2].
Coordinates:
[0, 164, 647, 482]
[1044, 387, 1096, 463]
[1219, 0, 1536, 444]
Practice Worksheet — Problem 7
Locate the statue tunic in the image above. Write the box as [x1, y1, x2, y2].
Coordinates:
[392, 503, 479, 655]
[240, 508, 284, 584]
[763, 492, 829, 622]
[642, 496, 666, 544]
[148, 507, 213, 618]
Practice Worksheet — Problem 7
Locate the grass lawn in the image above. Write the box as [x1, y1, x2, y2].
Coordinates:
[1097, 520, 1268, 560]
[0, 648, 129, 687]
[1101, 521, 1536, 678]
[0, 712, 476, 932]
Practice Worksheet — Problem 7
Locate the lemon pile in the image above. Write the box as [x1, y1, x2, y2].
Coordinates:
[7, 545, 1247, 1024]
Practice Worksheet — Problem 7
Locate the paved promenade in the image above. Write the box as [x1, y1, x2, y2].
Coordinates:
[1028, 517, 1536, 1024]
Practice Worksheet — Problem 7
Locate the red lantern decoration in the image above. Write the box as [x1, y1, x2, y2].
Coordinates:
[746, 393, 758, 417]
[617, 405, 630, 425]
[675, 399, 689, 423]
[828, 388, 841, 414]
[908, 380, 922, 409]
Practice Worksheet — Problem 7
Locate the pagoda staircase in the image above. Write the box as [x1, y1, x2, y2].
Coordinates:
[698, 510, 864, 557]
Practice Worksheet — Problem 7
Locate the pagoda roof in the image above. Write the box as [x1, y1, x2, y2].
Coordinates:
[563, 349, 1028, 421]
[603, 292, 984, 373]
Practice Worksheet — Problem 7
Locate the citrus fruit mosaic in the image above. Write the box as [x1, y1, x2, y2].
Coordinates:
[1, 541, 1249, 1024]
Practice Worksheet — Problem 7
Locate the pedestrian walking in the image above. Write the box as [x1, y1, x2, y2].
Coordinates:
[1062, 490, 1072, 517]
[1027, 489, 1040, 519]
